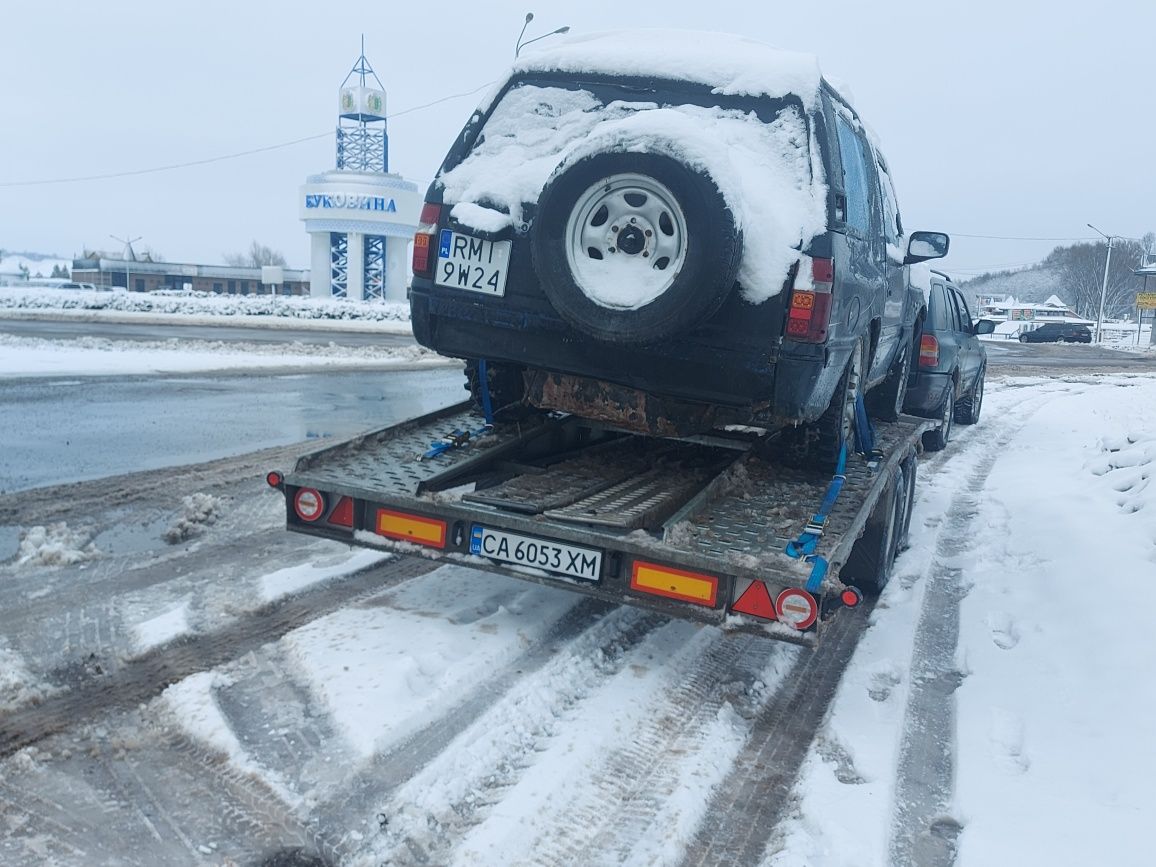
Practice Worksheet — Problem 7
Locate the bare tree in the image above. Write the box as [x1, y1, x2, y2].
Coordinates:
[225, 241, 287, 268]
[1043, 240, 1149, 318]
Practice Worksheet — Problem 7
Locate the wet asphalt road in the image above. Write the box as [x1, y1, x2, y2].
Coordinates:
[982, 338, 1156, 368]
[0, 367, 466, 493]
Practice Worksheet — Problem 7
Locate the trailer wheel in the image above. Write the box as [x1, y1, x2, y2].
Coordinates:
[841, 466, 904, 595]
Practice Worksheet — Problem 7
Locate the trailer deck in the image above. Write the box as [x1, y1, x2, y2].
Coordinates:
[274, 402, 928, 645]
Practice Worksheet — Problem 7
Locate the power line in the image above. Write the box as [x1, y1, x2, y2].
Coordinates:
[949, 232, 1099, 242]
[0, 80, 499, 188]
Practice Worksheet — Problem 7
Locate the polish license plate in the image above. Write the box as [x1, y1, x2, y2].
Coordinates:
[469, 525, 602, 583]
[435, 230, 511, 297]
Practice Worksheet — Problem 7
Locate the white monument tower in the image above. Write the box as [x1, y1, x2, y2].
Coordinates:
[300, 40, 419, 301]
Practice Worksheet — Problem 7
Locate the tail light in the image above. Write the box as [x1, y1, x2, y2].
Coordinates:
[412, 202, 442, 277]
[918, 333, 940, 368]
[786, 257, 834, 343]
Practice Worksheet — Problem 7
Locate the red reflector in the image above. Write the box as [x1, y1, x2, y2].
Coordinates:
[812, 256, 834, 285]
[840, 587, 863, 608]
[731, 580, 777, 620]
[266, 471, 283, 489]
[775, 588, 819, 630]
[918, 334, 940, 368]
[412, 202, 442, 276]
[327, 495, 354, 528]
[293, 488, 326, 522]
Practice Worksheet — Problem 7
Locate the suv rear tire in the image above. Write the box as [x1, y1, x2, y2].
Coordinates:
[954, 365, 984, 425]
[773, 342, 863, 472]
[866, 332, 914, 422]
[922, 380, 955, 451]
[532, 152, 742, 344]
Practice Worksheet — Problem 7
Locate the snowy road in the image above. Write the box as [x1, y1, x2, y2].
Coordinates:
[2, 372, 1154, 867]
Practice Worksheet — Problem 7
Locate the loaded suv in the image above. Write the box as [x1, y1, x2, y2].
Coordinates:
[409, 30, 947, 469]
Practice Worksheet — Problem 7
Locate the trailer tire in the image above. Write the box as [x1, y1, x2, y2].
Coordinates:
[842, 467, 904, 595]
[897, 450, 917, 551]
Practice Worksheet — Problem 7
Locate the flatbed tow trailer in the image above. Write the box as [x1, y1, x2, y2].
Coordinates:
[267, 403, 929, 647]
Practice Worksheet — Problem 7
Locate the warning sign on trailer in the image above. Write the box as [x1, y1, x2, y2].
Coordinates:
[775, 588, 818, 630]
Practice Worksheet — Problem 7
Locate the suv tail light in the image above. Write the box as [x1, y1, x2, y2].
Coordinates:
[412, 202, 442, 277]
[786, 257, 834, 343]
[918, 333, 940, 368]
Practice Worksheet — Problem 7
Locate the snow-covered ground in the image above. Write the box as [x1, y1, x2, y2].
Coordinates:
[3, 323, 1154, 865]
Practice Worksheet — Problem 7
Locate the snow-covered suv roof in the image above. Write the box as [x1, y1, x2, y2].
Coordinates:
[513, 29, 824, 108]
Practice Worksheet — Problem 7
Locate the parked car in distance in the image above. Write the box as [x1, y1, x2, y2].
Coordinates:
[904, 270, 994, 451]
[1018, 322, 1093, 343]
[409, 30, 946, 471]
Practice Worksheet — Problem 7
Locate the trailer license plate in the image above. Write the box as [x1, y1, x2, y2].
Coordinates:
[435, 230, 511, 297]
[469, 526, 601, 583]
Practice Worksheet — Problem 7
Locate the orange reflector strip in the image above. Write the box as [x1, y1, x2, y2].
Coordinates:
[630, 561, 718, 607]
[375, 509, 446, 548]
[328, 496, 354, 528]
[731, 580, 777, 620]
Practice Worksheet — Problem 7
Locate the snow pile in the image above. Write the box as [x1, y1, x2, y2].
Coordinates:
[442, 84, 825, 304]
[0, 641, 49, 711]
[132, 599, 191, 653]
[515, 30, 824, 107]
[17, 522, 99, 566]
[164, 493, 224, 544]
[0, 284, 411, 325]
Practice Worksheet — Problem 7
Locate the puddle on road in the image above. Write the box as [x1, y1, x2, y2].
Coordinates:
[91, 513, 174, 556]
[0, 525, 20, 562]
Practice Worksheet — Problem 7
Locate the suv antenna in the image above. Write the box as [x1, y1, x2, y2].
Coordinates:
[515, 12, 569, 57]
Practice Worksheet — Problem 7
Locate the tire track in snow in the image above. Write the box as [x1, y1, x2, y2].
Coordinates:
[678, 602, 873, 867]
[886, 388, 1061, 867]
[0, 555, 437, 759]
[361, 606, 667, 866]
[511, 630, 793, 867]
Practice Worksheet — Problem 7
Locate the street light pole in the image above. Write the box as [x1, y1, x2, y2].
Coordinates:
[1087, 223, 1114, 344]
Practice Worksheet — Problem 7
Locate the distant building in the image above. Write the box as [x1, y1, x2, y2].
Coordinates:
[978, 294, 1092, 325]
[70, 255, 309, 295]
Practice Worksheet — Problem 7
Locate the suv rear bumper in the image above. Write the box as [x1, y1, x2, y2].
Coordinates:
[412, 292, 835, 425]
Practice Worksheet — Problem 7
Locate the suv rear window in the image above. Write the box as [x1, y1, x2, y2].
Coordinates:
[440, 80, 816, 224]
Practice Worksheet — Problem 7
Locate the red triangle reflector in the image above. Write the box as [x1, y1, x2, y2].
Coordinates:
[328, 496, 354, 528]
[732, 580, 777, 620]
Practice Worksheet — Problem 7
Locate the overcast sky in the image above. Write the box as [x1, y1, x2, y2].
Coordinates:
[2, 0, 1153, 278]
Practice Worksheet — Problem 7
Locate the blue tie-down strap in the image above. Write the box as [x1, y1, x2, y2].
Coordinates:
[477, 358, 495, 426]
[785, 441, 848, 591]
[420, 425, 492, 461]
[853, 392, 883, 460]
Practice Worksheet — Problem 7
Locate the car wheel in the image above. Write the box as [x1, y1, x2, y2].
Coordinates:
[1018, 334, 1029, 343]
[954, 365, 985, 425]
[773, 341, 864, 473]
[532, 152, 742, 344]
[1056, 336, 1066, 344]
[464, 359, 535, 422]
[922, 379, 955, 451]
[842, 465, 905, 595]
[866, 329, 914, 422]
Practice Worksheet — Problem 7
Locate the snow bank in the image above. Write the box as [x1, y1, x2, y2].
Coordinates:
[17, 522, 98, 566]
[163, 493, 223, 543]
[0, 284, 411, 327]
[259, 548, 390, 603]
[132, 599, 191, 653]
[0, 333, 448, 378]
[0, 641, 50, 711]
